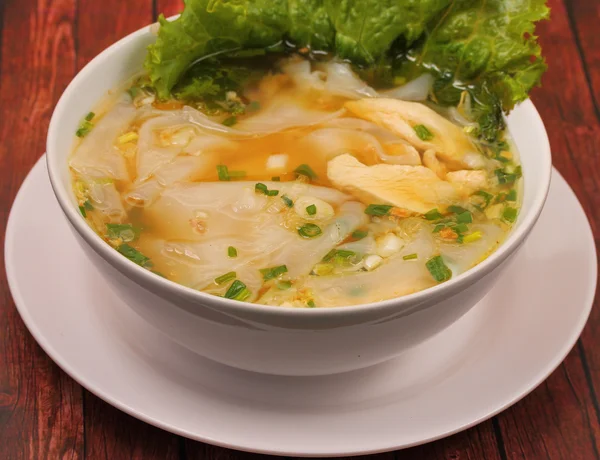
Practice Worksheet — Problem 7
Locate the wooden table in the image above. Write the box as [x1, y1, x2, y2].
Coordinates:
[1, 0, 599, 458]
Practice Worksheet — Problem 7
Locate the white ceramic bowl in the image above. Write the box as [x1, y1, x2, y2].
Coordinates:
[46, 23, 552, 376]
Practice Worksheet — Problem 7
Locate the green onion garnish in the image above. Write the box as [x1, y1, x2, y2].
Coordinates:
[474, 190, 494, 208]
[413, 124, 434, 141]
[260, 265, 288, 281]
[217, 165, 230, 181]
[277, 280, 292, 290]
[255, 183, 268, 194]
[228, 246, 238, 258]
[433, 224, 445, 233]
[307, 300, 316, 308]
[79, 205, 87, 217]
[298, 223, 322, 238]
[266, 189, 279, 196]
[228, 170, 246, 179]
[306, 204, 317, 216]
[322, 249, 337, 262]
[426, 255, 452, 282]
[215, 271, 237, 285]
[117, 244, 152, 268]
[271, 176, 281, 181]
[294, 164, 317, 180]
[106, 223, 140, 242]
[83, 200, 94, 211]
[456, 211, 473, 224]
[448, 205, 468, 214]
[453, 223, 469, 234]
[403, 253, 418, 260]
[502, 206, 518, 223]
[506, 189, 517, 201]
[224, 280, 251, 301]
[75, 113, 95, 137]
[365, 204, 393, 216]
[495, 167, 522, 185]
[424, 208, 443, 220]
[222, 116, 237, 127]
[281, 195, 294, 207]
[351, 229, 368, 240]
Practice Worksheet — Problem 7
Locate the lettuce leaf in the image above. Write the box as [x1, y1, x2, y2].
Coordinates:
[399, 0, 549, 140]
[146, 0, 549, 140]
[324, 0, 451, 64]
[146, 0, 289, 99]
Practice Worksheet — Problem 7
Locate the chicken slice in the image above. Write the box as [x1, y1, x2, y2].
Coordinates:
[327, 154, 459, 214]
[345, 98, 479, 169]
[446, 170, 488, 194]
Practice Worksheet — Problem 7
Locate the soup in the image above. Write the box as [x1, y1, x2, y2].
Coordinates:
[69, 54, 522, 307]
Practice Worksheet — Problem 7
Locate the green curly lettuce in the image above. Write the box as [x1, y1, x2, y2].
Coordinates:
[145, 0, 549, 140]
[399, 0, 550, 141]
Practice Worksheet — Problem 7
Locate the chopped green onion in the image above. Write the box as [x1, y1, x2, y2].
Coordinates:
[106, 223, 140, 242]
[502, 206, 518, 223]
[83, 200, 94, 211]
[453, 223, 469, 234]
[228, 246, 238, 257]
[506, 189, 517, 201]
[365, 204, 393, 216]
[215, 271, 237, 285]
[456, 211, 473, 224]
[255, 183, 268, 194]
[117, 244, 152, 268]
[277, 280, 292, 290]
[448, 205, 467, 214]
[281, 195, 294, 207]
[76, 113, 96, 137]
[79, 205, 87, 217]
[463, 231, 483, 243]
[266, 189, 279, 196]
[474, 190, 494, 208]
[495, 167, 522, 185]
[403, 253, 418, 260]
[271, 176, 281, 181]
[260, 265, 288, 281]
[306, 204, 317, 215]
[294, 164, 317, 180]
[433, 224, 445, 233]
[217, 165, 230, 181]
[426, 255, 452, 282]
[424, 208, 443, 220]
[228, 170, 246, 179]
[335, 249, 356, 259]
[413, 124, 434, 141]
[307, 300, 316, 308]
[351, 229, 368, 240]
[298, 223, 322, 238]
[222, 116, 237, 127]
[322, 249, 337, 262]
[224, 280, 251, 301]
[117, 131, 139, 144]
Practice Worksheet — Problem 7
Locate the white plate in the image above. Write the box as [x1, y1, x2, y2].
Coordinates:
[5, 157, 597, 457]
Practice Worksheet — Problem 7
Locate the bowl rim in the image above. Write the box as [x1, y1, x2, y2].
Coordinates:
[46, 21, 553, 318]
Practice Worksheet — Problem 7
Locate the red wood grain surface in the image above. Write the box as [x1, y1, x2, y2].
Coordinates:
[1, 0, 599, 458]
